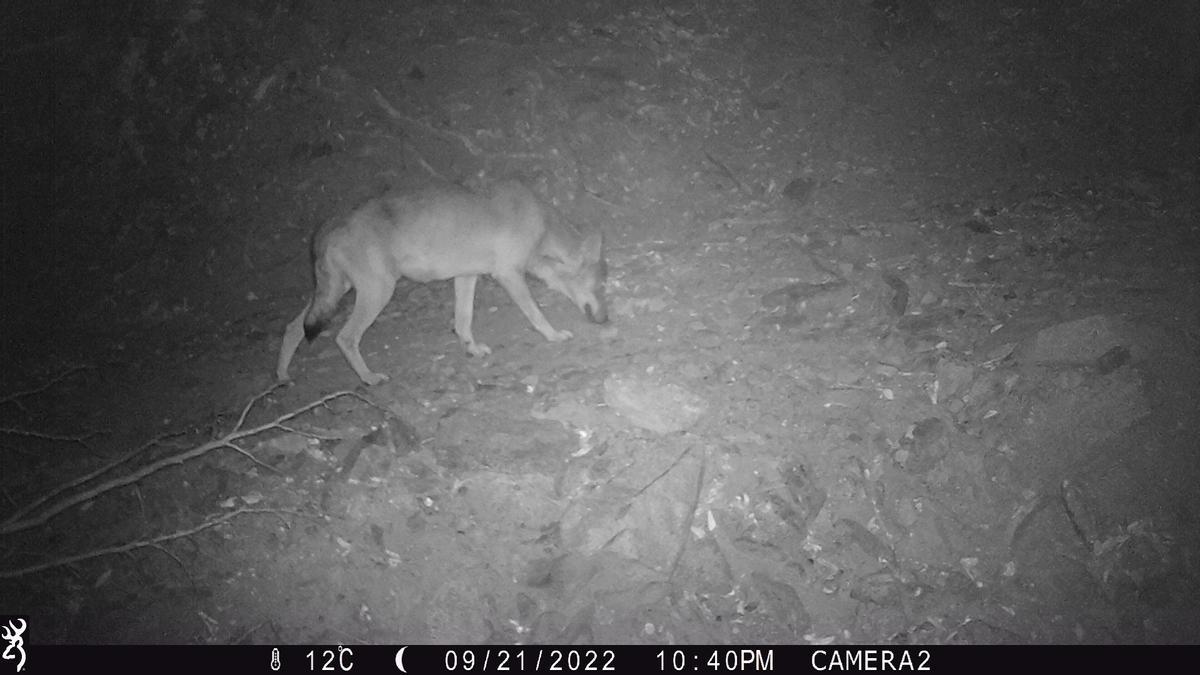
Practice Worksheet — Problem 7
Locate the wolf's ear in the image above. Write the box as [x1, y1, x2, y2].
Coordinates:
[581, 231, 603, 262]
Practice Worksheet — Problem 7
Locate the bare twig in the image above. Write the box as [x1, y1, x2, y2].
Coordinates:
[235, 383, 286, 432]
[411, 150, 449, 181]
[703, 152, 749, 196]
[230, 620, 273, 645]
[0, 390, 362, 536]
[0, 365, 91, 407]
[582, 188, 634, 215]
[276, 424, 345, 441]
[628, 445, 695, 501]
[372, 88, 484, 156]
[0, 366, 99, 444]
[0, 507, 293, 579]
[3, 433, 180, 525]
[668, 448, 706, 582]
[0, 428, 99, 443]
[215, 441, 283, 475]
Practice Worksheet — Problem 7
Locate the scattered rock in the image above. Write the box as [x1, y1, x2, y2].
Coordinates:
[782, 177, 817, 205]
[1096, 345, 1132, 374]
[778, 460, 827, 531]
[603, 374, 708, 434]
[1018, 314, 1129, 365]
[896, 417, 951, 473]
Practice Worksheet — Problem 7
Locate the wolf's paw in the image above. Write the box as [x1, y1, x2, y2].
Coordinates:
[467, 342, 493, 357]
[546, 329, 573, 342]
[361, 372, 390, 386]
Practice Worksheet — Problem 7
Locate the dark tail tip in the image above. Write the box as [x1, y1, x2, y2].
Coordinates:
[303, 317, 327, 342]
[585, 303, 608, 325]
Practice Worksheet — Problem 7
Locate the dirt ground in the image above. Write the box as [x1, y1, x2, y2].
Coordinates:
[3, 0, 1199, 645]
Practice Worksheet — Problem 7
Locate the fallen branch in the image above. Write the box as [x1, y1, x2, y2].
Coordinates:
[703, 152, 749, 196]
[370, 88, 547, 164]
[668, 447, 706, 582]
[3, 432, 183, 527]
[1, 366, 101, 450]
[0, 388, 362, 536]
[0, 365, 91, 408]
[372, 88, 484, 156]
[0, 507, 307, 579]
[0, 427, 100, 443]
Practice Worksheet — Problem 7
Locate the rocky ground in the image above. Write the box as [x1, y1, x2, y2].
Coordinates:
[2, 0, 1198, 644]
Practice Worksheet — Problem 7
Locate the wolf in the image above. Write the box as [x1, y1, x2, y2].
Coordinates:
[276, 181, 607, 385]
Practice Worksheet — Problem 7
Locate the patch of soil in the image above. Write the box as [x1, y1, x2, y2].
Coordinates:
[3, 0, 1199, 645]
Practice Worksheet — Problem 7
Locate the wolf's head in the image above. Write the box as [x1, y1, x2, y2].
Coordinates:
[532, 230, 608, 325]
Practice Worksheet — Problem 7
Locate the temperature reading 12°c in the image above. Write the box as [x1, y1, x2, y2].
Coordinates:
[657, 649, 774, 672]
[307, 646, 355, 671]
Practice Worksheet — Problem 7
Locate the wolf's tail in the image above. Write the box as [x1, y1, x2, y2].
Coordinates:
[303, 254, 344, 341]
